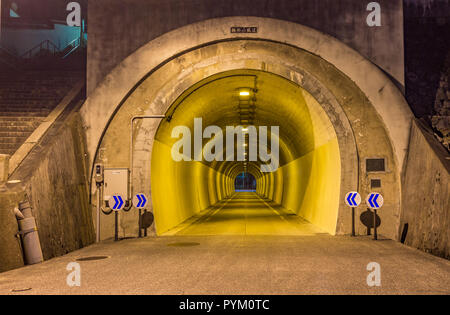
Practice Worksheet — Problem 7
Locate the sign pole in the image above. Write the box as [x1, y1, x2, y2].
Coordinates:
[133, 193, 149, 238]
[373, 209, 378, 241]
[345, 192, 361, 237]
[109, 195, 125, 241]
[366, 192, 383, 241]
[115, 211, 119, 242]
[96, 184, 101, 243]
[144, 209, 148, 237]
[138, 209, 142, 238]
[351, 207, 355, 237]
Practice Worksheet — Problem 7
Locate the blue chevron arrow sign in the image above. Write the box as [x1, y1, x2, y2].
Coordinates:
[345, 192, 361, 207]
[366, 193, 384, 209]
[109, 195, 125, 211]
[133, 193, 148, 209]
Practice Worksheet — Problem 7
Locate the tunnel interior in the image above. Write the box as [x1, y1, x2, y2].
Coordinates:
[235, 172, 256, 192]
[151, 70, 341, 236]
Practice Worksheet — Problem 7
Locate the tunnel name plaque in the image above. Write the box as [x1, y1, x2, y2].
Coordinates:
[231, 27, 258, 34]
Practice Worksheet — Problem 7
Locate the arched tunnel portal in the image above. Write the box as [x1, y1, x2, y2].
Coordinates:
[84, 18, 412, 240]
[151, 69, 343, 235]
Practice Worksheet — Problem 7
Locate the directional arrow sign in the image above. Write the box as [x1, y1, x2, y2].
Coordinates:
[366, 193, 384, 210]
[345, 192, 361, 207]
[133, 193, 148, 209]
[109, 195, 125, 211]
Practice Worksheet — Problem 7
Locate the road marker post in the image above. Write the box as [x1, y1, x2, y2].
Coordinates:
[366, 193, 384, 240]
[109, 195, 125, 241]
[133, 194, 149, 238]
[345, 192, 362, 237]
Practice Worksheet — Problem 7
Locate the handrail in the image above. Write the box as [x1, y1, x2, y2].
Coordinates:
[4, 37, 83, 61]
[62, 37, 81, 59]
[21, 40, 60, 59]
[66, 37, 81, 49]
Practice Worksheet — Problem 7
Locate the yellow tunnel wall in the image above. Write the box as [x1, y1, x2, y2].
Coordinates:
[150, 70, 342, 236]
[257, 138, 341, 235]
[151, 140, 234, 235]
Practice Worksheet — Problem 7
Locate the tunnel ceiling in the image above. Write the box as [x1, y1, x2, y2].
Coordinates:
[154, 69, 336, 179]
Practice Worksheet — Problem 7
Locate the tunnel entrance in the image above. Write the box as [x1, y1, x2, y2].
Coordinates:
[89, 25, 406, 239]
[235, 173, 256, 192]
[151, 69, 341, 236]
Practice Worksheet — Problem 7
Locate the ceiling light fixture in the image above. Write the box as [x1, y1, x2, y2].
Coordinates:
[239, 91, 250, 97]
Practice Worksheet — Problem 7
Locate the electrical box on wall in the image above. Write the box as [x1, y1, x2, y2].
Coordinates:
[104, 168, 129, 201]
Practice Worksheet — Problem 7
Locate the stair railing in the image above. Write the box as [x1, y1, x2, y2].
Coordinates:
[62, 37, 82, 59]
[21, 40, 60, 59]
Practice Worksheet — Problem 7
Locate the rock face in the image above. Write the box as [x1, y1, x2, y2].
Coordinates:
[401, 119, 450, 260]
[431, 53, 450, 151]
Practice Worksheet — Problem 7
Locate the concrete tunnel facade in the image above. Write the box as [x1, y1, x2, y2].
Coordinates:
[81, 17, 413, 240]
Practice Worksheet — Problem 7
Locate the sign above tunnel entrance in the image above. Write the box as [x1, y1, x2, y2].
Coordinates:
[345, 192, 361, 207]
[366, 193, 384, 210]
[231, 27, 258, 34]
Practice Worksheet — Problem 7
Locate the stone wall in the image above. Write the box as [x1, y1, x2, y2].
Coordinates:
[401, 118, 450, 259]
[431, 52, 450, 151]
[404, 0, 449, 118]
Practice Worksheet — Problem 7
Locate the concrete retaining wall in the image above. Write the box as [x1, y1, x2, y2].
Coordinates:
[401, 119, 450, 259]
[6, 111, 95, 264]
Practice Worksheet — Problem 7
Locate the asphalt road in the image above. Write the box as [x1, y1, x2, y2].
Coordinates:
[1, 193, 449, 295]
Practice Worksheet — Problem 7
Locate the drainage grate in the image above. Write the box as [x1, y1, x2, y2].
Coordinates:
[76, 256, 110, 262]
[167, 242, 200, 247]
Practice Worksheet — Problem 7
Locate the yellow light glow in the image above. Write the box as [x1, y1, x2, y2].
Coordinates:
[151, 69, 341, 236]
[239, 91, 250, 97]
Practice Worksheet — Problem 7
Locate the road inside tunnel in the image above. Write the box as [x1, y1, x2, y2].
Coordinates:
[163, 192, 326, 236]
